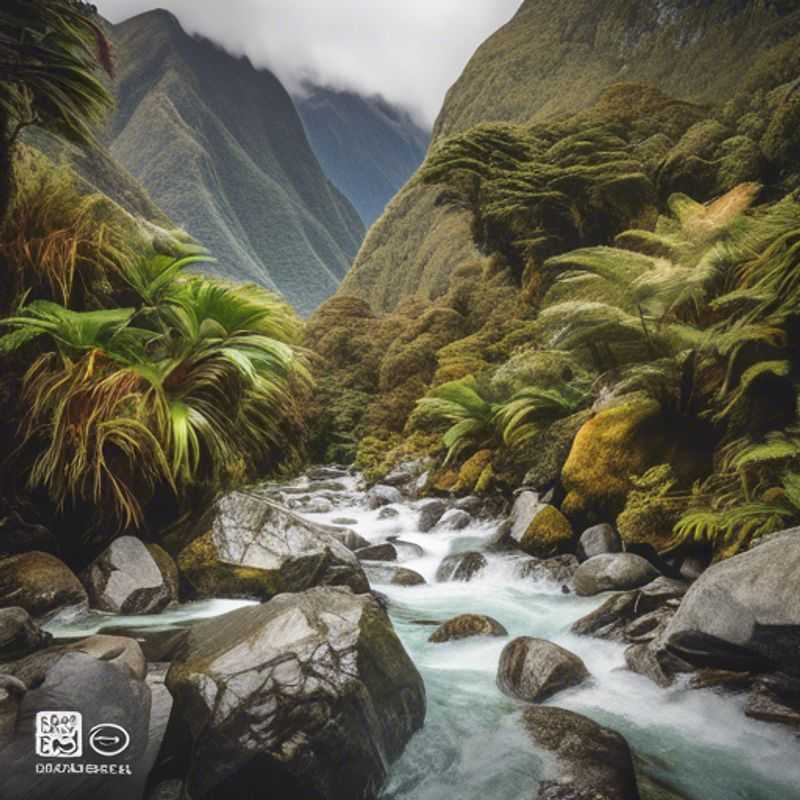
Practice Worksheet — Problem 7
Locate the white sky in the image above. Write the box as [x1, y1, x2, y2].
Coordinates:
[95, 0, 524, 127]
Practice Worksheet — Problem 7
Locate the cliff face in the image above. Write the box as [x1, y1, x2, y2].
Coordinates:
[341, 0, 800, 314]
[107, 10, 364, 315]
[296, 86, 430, 228]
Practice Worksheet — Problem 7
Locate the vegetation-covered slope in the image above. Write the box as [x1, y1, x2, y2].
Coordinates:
[341, 0, 800, 314]
[107, 10, 365, 315]
[296, 85, 430, 227]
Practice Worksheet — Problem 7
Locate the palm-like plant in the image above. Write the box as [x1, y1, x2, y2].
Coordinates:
[0, 0, 114, 220]
[0, 257, 310, 531]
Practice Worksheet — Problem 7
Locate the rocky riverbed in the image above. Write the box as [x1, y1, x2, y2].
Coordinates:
[1, 466, 800, 799]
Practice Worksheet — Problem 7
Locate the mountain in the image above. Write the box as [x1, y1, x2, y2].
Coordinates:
[339, 0, 800, 313]
[295, 86, 430, 227]
[106, 10, 364, 315]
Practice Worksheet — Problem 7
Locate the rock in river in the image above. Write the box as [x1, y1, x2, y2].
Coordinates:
[0, 607, 52, 660]
[435, 552, 487, 582]
[165, 587, 426, 800]
[178, 492, 369, 600]
[663, 527, 800, 676]
[366, 484, 403, 509]
[429, 614, 508, 643]
[577, 523, 622, 561]
[497, 637, 589, 703]
[418, 499, 447, 532]
[81, 536, 174, 615]
[363, 564, 427, 586]
[0, 552, 87, 621]
[574, 554, 659, 596]
[523, 706, 641, 799]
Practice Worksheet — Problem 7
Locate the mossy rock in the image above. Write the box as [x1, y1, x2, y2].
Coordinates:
[454, 449, 493, 494]
[561, 398, 712, 525]
[177, 531, 282, 600]
[432, 469, 459, 493]
[519, 505, 574, 559]
[145, 543, 180, 604]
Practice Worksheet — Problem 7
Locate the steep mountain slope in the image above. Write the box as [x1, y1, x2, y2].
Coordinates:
[108, 10, 364, 315]
[340, 0, 800, 313]
[296, 86, 430, 227]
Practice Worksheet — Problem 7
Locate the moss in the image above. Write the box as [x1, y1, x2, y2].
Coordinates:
[474, 462, 495, 494]
[490, 349, 589, 400]
[616, 464, 687, 553]
[716, 136, 763, 191]
[519, 505, 574, 558]
[432, 469, 459, 493]
[761, 89, 800, 171]
[454, 449, 493, 494]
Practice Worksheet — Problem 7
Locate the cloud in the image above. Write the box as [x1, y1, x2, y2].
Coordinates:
[95, 0, 523, 126]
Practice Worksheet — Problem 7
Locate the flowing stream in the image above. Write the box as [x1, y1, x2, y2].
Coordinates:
[46, 473, 800, 800]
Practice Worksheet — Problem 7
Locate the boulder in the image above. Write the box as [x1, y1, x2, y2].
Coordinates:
[356, 543, 398, 562]
[418, 499, 448, 532]
[522, 706, 641, 799]
[81, 536, 173, 615]
[378, 506, 400, 519]
[496, 637, 589, 703]
[745, 674, 800, 728]
[303, 497, 335, 514]
[435, 552, 487, 583]
[307, 466, 349, 481]
[434, 509, 472, 531]
[515, 503, 574, 559]
[366, 485, 403, 509]
[363, 564, 427, 587]
[0, 552, 87, 621]
[0, 645, 152, 800]
[0, 607, 52, 660]
[383, 460, 424, 488]
[663, 528, 800, 676]
[390, 539, 425, 559]
[146, 544, 180, 604]
[178, 493, 369, 601]
[516, 555, 579, 589]
[165, 588, 425, 800]
[429, 614, 508, 643]
[577, 523, 621, 561]
[325, 526, 371, 552]
[509, 491, 543, 543]
[455, 496, 483, 514]
[574, 554, 659, 597]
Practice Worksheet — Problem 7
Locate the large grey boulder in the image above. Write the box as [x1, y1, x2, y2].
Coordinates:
[0, 608, 51, 660]
[165, 587, 425, 800]
[0, 643, 152, 800]
[516, 555, 579, 589]
[418, 499, 448, 532]
[434, 509, 473, 531]
[0, 552, 87, 621]
[82, 537, 173, 615]
[496, 637, 589, 703]
[663, 528, 800, 676]
[366, 485, 403, 509]
[574, 554, 659, 596]
[523, 707, 641, 799]
[577, 523, 622, 561]
[356, 543, 398, 562]
[178, 493, 369, 600]
[508, 491, 543, 544]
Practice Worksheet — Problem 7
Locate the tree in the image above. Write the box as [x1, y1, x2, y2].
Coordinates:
[0, 0, 114, 220]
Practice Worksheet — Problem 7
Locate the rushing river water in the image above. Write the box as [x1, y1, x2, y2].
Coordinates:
[46, 473, 800, 800]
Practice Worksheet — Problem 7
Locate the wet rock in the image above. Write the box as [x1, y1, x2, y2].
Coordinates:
[366, 485, 403, 509]
[624, 607, 675, 643]
[363, 564, 427, 586]
[165, 588, 426, 800]
[178, 494, 369, 601]
[303, 496, 335, 514]
[517, 555, 579, 589]
[497, 637, 589, 703]
[455, 496, 483, 514]
[356, 543, 398, 562]
[390, 539, 425, 559]
[0, 552, 87, 621]
[418, 499, 448, 532]
[0, 607, 52, 660]
[0, 648, 152, 800]
[523, 706, 641, 800]
[688, 668, 754, 691]
[745, 674, 800, 727]
[378, 506, 400, 519]
[383, 460, 424, 489]
[518, 505, 574, 559]
[488, 518, 513, 550]
[434, 509, 472, 531]
[435, 552, 487, 583]
[429, 614, 508, 643]
[307, 466, 349, 481]
[663, 528, 800, 676]
[577, 523, 621, 561]
[332, 517, 359, 526]
[81, 536, 173, 615]
[624, 641, 689, 689]
[146, 544, 180, 605]
[509, 491, 544, 543]
[574, 554, 659, 596]
[324, 526, 371, 552]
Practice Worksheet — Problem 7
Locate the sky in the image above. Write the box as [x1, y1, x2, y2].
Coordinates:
[95, 0, 524, 127]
